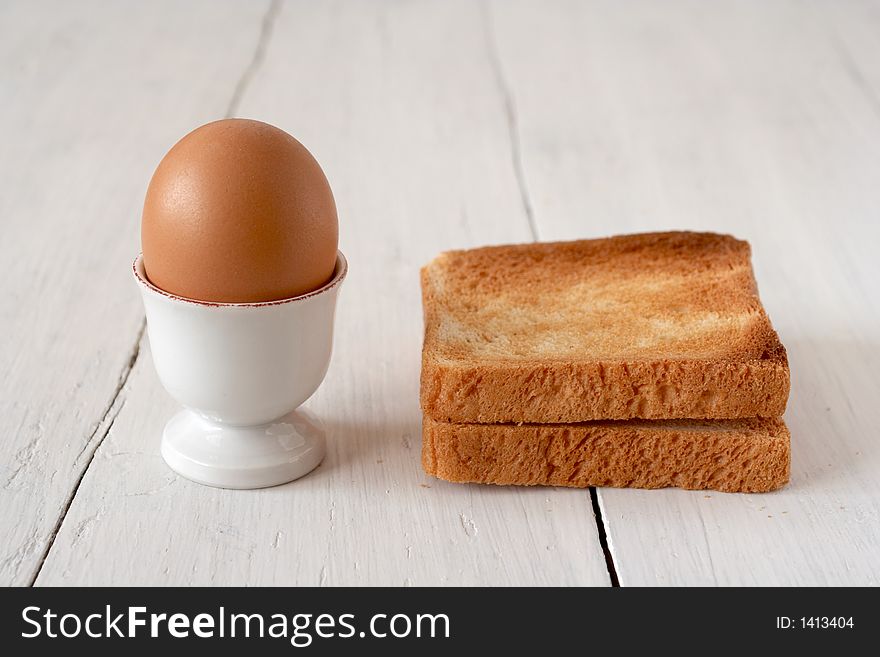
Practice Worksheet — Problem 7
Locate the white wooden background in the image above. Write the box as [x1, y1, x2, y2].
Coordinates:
[1, 0, 878, 586]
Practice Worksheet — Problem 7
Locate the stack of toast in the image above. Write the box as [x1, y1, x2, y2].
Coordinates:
[419, 232, 790, 493]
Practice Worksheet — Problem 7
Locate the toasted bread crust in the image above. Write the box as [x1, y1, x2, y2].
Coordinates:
[421, 232, 790, 422]
[422, 347, 789, 422]
[423, 416, 790, 493]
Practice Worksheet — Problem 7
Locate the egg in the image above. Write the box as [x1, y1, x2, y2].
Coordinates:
[141, 119, 338, 303]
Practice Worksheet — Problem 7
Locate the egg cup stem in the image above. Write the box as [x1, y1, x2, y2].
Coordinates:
[160, 408, 326, 489]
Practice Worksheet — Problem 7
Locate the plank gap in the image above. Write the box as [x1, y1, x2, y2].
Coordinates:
[28, 319, 146, 586]
[480, 0, 538, 241]
[226, 0, 283, 118]
[590, 487, 620, 587]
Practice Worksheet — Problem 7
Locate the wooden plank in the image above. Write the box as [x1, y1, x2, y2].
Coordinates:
[489, 0, 880, 584]
[0, 0, 272, 585]
[37, 0, 610, 586]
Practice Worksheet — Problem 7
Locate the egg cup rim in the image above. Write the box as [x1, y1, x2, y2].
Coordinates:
[133, 250, 347, 308]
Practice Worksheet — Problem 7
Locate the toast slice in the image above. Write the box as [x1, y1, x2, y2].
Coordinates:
[421, 232, 789, 423]
[422, 416, 790, 493]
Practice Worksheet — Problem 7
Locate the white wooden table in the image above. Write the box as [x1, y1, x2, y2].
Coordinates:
[2, 0, 879, 587]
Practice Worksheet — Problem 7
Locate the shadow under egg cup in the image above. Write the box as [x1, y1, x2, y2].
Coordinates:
[133, 252, 347, 489]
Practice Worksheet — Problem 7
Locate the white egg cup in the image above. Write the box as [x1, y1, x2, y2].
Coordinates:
[133, 252, 347, 489]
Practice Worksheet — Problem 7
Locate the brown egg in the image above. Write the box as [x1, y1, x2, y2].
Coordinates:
[141, 119, 338, 302]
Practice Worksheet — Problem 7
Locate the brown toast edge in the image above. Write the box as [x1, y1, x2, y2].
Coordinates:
[421, 343, 790, 423]
[422, 416, 791, 493]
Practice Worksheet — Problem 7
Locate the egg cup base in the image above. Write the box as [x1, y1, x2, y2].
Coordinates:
[160, 407, 326, 489]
